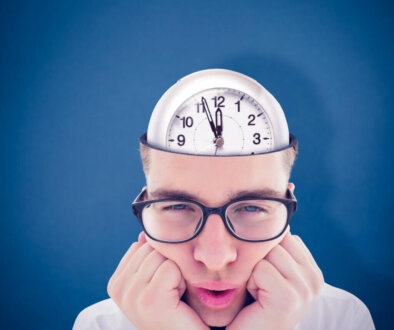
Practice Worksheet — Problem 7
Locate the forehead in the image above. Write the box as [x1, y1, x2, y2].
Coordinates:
[146, 148, 288, 206]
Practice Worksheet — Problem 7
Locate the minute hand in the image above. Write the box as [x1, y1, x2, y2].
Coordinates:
[201, 97, 218, 138]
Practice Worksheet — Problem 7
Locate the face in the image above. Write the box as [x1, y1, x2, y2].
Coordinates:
[144, 148, 293, 327]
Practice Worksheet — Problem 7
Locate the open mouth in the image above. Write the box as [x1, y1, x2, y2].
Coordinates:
[195, 287, 238, 309]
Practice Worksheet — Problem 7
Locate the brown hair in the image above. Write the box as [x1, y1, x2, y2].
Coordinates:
[139, 142, 298, 180]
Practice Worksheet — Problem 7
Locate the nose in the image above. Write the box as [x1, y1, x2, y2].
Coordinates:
[193, 214, 237, 271]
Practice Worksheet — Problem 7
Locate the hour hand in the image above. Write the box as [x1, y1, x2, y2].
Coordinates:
[201, 97, 218, 139]
[215, 108, 223, 137]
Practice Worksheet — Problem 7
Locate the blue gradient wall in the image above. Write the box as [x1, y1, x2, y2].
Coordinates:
[1, 1, 393, 329]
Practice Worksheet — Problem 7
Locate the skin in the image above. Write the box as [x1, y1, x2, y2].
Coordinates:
[108, 148, 324, 329]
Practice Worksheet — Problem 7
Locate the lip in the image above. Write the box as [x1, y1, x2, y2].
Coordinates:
[191, 282, 240, 309]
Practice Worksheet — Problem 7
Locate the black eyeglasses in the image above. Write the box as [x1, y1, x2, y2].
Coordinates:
[132, 187, 297, 243]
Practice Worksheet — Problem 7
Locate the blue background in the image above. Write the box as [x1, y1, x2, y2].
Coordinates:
[1, 1, 393, 329]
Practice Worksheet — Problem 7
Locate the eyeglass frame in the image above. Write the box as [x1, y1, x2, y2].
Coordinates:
[131, 187, 298, 244]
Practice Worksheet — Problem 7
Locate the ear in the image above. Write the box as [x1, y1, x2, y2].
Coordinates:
[141, 185, 148, 201]
[288, 182, 295, 193]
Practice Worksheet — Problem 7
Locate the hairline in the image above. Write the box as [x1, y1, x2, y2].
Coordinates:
[139, 142, 298, 181]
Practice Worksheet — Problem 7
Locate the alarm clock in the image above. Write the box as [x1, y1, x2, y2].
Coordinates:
[146, 69, 290, 155]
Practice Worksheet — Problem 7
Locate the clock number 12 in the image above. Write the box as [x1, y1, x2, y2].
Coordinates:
[212, 96, 225, 108]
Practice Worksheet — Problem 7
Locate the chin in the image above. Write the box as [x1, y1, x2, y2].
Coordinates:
[200, 309, 238, 327]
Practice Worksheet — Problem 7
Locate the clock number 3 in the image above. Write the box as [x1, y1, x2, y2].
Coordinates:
[253, 133, 261, 145]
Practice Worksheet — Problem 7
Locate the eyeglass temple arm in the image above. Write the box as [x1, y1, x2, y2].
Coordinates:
[287, 187, 298, 212]
[132, 186, 147, 203]
[131, 186, 148, 216]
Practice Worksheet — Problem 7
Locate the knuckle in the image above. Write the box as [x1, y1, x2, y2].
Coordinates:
[298, 281, 312, 302]
[160, 258, 176, 271]
[286, 286, 298, 304]
[151, 249, 166, 263]
[313, 268, 325, 294]
[108, 277, 122, 301]
[131, 241, 141, 251]
[283, 288, 299, 313]
[139, 288, 157, 309]
[256, 259, 273, 273]
[122, 279, 139, 307]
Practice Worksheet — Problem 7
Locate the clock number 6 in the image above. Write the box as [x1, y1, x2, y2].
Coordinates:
[253, 133, 261, 145]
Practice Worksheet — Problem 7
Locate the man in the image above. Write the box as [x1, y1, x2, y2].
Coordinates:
[73, 72, 375, 329]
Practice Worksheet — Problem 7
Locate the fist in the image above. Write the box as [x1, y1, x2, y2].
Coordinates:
[227, 232, 324, 330]
[107, 232, 209, 330]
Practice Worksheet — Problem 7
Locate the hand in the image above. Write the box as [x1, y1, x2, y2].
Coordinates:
[215, 108, 223, 137]
[227, 232, 324, 330]
[107, 232, 209, 330]
[201, 97, 218, 139]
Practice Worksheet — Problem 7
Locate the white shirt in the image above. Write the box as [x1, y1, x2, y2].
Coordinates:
[73, 282, 375, 330]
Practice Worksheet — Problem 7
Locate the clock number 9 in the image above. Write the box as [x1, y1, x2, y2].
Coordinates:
[177, 134, 185, 146]
[253, 133, 261, 145]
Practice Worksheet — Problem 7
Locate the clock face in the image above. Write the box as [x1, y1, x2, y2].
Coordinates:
[166, 88, 274, 155]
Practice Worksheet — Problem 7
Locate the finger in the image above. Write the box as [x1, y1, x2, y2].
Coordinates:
[285, 234, 324, 280]
[249, 259, 289, 297]
[149, 259, 183, 300]
[136, 249, 167, 284]
[109, 241, 143, 284]
[293, 236, 325, 288]
[265, 244, 302, 281]
[265, 244, 316, 300]
[292, 235, 319, 269]
[280, 234, 325, 294]
[120, 242, 154, 276]
[109, 243, 156, 300]
[279, 233, 311, 266]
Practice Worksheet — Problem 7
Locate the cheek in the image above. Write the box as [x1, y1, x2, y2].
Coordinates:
[147, 238, 192, 265]
[238, 238, 284, 271]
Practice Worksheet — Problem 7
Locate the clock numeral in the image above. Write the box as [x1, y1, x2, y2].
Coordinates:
[235, 100, 241, 112]
[253, 133, 261, 145]
[248, 114, 256, 126]
[212, 96, 225, 108]
[177, 134, 185, 146]
[181, 116, 193, 128]
[196, 102, 205, 113]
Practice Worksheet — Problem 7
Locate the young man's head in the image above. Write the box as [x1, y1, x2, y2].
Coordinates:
[137, 144, 298, 327]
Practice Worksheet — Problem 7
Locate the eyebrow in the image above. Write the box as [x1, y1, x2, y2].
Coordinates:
[148, 187, 286, 203]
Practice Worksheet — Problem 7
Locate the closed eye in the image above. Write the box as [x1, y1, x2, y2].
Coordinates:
[234, 205, 267, 213]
